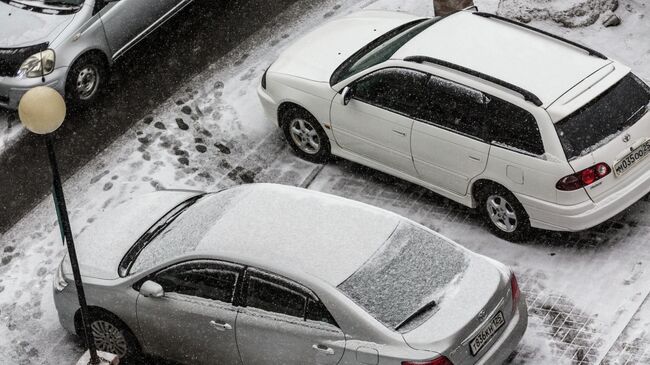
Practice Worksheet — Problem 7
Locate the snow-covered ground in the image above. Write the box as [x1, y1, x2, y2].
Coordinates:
[1, 0, 649, 364]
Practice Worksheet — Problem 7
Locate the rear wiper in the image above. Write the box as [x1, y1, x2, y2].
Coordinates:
[395, 299, 437, 331]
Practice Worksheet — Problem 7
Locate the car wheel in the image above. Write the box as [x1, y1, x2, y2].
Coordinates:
[65, 54, 107, 108]
[282, 109, 331, 163]
[87, 312, 141, 363]
[478, 185, 530, 242]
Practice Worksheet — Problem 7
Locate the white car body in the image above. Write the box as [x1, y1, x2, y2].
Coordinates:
[257, 9, 650, 234]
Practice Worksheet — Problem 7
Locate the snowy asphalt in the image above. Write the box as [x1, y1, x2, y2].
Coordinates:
[1, 0, 650, 364]
[0, 0, 300, 234]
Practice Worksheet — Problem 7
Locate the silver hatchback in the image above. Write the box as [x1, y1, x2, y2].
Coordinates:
[53, 184, 527, 365]
[0, 0, 192, 109]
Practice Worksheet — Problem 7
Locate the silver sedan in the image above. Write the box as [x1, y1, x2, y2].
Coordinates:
[0, 0, 192, 109]
[53, 184, 527, 364]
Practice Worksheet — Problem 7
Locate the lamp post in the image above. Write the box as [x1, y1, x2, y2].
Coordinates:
[18, 87, 101, 365]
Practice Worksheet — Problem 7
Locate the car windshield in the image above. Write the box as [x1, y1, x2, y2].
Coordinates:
[329, 17, 438, 86]
[119, 188, 244, 276]
[555, 73, 650, 159]
[337, 222, 469, 333]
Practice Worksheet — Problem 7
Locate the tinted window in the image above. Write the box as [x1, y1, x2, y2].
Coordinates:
[246, 273, 307, 318]
[155, 261, 240, 303]
[306, 299, 338, 327]
[416, 76, 490, 139]
[485, 98, 544, 156]
[555, 73, 650, 159]
[338, 222, 469, 333]
[353, 68, 429, 116]
[416, 76, 544, 155]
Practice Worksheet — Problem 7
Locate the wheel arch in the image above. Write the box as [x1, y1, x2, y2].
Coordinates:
[73, 305, 139, 348]
[277, 101, 314, 128]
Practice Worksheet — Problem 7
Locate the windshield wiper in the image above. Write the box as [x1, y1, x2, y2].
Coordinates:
[395, 299, 437, 331]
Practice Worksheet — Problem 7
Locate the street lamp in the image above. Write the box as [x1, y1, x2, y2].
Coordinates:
[18, 86, 102, 365]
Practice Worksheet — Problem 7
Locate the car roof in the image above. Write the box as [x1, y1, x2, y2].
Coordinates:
[391, 11, 612, 107]
[189, 184, 401, 286]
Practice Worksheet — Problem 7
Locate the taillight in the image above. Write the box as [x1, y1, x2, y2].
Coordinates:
[402, 357, 453, 365]
[510, 272, 521, 313]
[556, 162, 611, 191]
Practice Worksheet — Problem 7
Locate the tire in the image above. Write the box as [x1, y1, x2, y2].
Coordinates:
[281, 109, 331, 163]
[65, 53, 107, 108]
[476, 184, 530, 242]
[83, 311, 142, 364]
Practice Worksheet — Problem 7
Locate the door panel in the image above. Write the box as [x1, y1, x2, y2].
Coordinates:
[236, 308, 345, 365]
[331, 95, 416, 175]
[412, 122, 489, 195]
[137, 293, 241, 365]
[100, 0, 186, 56]
[136, 261, 243, 365]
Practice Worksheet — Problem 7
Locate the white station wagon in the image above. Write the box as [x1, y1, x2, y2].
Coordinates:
[257, 9, 650, 241]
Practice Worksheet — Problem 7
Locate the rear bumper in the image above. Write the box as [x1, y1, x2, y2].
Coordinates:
[518, 167, 650, 231]
[0, 67, 67, 110]
[476, 297, 528, 365]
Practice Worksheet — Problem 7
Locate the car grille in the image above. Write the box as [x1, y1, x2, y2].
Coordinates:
[0, 43, 48, 77]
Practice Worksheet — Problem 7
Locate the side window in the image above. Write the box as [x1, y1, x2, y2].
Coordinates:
[245, 272, 307, 318]
[154, 261, 240, 303]
[306, 299, 338, 327]
[485, 98, 545, 156]
[352, 68, 429, 117]
[416, 76, 489, 139]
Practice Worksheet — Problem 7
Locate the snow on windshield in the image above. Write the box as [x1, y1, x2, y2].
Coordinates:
[129, 188, 246, 274]
[337, 222, 469, 332]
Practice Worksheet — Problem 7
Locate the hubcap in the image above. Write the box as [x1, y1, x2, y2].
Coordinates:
[91, 320, 128, 358]
[76, 66, 99, 100]
[486, 195, 518, 233]
[289, 118, 321, 155]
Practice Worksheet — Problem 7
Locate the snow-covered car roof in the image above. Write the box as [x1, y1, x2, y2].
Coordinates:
[392, 11, 613, 107]
[131, 184, 404, 285]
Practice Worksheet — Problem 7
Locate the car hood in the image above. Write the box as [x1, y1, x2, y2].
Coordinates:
[63, 190, 200, 280]
[0, 2, 76, 48]
[269, 10, 420, 83]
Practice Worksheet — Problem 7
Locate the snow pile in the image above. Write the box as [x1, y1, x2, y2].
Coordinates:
[496, 0, 618, 27]
[0, 111, 23, 156]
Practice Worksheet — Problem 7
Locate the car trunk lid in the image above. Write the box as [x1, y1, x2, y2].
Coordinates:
[401, 256, 510, 365]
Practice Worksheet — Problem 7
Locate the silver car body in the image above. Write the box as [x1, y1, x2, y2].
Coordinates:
[0, 0, 192, 109]
[53, 184, 527, 365]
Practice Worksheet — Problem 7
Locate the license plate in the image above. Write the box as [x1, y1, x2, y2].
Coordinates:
[469, 311, 505, 356]
[614, 140, 650, 176]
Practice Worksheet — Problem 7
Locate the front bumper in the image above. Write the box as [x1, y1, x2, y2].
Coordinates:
[476, 297, 528, 365]
[0, 67, 67, 109]
[519, 166, 650, 231]
[53, 280, 79, 335]
[257, 84, 279, 127]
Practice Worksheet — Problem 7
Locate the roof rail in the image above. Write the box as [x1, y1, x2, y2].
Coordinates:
[473, 12, 608, 60]
[404, 55, 544, 106]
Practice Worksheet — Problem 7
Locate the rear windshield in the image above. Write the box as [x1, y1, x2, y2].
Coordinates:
[337, 222, 469, 333]
[555, 73, 650, 159]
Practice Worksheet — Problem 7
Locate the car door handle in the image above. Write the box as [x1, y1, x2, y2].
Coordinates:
[392, 129, 407, 137]
[469, 155, 482, 162]
[209, 320, 232, 331]
[312, 344, 335, 355]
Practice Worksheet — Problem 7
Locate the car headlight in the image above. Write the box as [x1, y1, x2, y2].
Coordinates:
[54, 260, 69, 292]
[17, 49, 56, 78]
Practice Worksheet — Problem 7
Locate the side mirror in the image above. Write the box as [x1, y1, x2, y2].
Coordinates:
[139, 280, 164, 298]
[341, 86, 354, 106]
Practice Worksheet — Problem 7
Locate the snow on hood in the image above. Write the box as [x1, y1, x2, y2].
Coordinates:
[63, 190, 200, 279]
[0, 2, 76, 48]
[269, 10, 420, 83]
